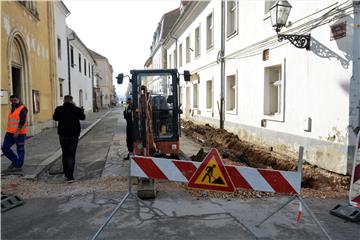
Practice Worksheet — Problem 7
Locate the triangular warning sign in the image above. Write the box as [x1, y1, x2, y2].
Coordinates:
[188, 148, 235, 192]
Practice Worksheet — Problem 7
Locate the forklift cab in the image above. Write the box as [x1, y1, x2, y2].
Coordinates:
[118, 69, 189, 156]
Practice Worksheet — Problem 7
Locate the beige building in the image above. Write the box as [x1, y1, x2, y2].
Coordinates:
[89, 50, 113, 108]
[1, 1, 57, 136]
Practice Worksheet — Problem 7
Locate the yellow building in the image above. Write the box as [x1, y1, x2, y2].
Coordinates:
[1, 1, 57, 136]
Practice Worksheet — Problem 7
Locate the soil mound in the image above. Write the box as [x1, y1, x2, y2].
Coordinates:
[182, 120, 350, 198]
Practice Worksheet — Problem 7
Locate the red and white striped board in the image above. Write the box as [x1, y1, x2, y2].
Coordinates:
[349, 132, 360, 208]
[131, 151, 301, 194]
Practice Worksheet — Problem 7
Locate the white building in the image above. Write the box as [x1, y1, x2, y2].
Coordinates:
[67, 27, 94, 112]
[145, 7, 180, 94]
[162, 0, 360, 174]
[54, 1, 70, 106]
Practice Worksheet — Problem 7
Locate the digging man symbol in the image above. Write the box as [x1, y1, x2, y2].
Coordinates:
[202, 164, 216, 183]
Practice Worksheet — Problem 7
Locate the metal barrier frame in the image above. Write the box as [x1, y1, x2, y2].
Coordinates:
[256, 146, 331, 240]
[91, 154, 159, 240]
[91, 147, 332, 240]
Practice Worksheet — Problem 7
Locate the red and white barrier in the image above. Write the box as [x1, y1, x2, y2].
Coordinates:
[131, 154, 301, 195]
[349, 132, 360, 208]
[226, 166, 301, 194]
[131, 147, 331, 239]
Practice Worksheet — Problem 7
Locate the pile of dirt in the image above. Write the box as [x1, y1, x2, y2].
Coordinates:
[182, 120, 350, 199]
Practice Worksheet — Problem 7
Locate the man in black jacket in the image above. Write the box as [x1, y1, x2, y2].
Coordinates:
[53, 95, 85, 183]
[123, 96, 134, 160]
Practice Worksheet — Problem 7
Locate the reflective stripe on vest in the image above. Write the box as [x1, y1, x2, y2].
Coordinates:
[6, 105, 28, 134]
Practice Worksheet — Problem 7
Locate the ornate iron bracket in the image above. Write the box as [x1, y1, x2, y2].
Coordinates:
[278, 34, 311, 50]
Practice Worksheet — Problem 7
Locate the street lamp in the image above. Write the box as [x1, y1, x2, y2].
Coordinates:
[269, 0, 310, 50]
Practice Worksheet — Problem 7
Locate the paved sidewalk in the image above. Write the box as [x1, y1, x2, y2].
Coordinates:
[1, 108, 112, 179]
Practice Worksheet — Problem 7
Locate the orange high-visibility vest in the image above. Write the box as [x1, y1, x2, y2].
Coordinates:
[6, 105, 28, 134]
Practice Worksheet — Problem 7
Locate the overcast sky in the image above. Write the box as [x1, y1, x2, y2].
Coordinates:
[63, 0, 180, 98]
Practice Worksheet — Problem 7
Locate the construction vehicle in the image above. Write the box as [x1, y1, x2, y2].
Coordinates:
[117, 69, 190, 198]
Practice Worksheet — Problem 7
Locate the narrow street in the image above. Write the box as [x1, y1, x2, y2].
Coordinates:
[39, 108, 128, 181]
[1, 107, 359, 240]
[2, 1, 360, 239]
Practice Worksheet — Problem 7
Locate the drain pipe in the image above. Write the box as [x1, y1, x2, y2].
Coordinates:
[354, 1, 360, 129]
[220, 0, 225, 129]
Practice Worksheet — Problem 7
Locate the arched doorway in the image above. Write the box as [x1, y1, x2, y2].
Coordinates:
[11, 40, 23, 99]
[8, 31, 31, 128]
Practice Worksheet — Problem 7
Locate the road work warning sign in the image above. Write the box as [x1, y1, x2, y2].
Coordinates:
[188, 149, 235, 192]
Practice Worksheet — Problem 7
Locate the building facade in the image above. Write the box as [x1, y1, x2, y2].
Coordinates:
[67, 27, 94, 112]
[162, 0, 360, 174]
[89, 50, 113, 108]
[1, 1, 57, 136]
[54, 1, 70, 106]
[92, 64, 102, 111]
[146, 7, 180, 94]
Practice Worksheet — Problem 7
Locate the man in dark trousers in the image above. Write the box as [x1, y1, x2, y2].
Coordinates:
[1, 95, 28, 173]
[53, 95, 85, 183]
[123, 96, 134, 160]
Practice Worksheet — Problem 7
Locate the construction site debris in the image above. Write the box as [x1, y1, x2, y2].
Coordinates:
[1, 176, 128, 200]
[182, 120, 350, 199]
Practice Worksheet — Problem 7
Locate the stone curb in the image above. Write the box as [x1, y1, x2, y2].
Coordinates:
[23, 110, 113, 180]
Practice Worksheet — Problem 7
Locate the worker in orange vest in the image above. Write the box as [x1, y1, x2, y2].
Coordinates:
[1, 95, 28, 173]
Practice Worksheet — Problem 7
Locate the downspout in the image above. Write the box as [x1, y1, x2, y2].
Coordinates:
[171, 36, 181, 137]
[220, 0, 225, 129]
[354, 1, 360, 129]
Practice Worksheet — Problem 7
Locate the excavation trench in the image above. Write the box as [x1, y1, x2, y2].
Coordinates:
[181, 120, 350, 194]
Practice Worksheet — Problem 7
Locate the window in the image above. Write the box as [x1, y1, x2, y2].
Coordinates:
[195, 26, 201, 57]
[264, 65, 282, 116]
[19, 1, 38, 18]
[78, 53, 81, 72]
[227, 1, 237, 37]
[169, 54, 172, 69]
[206, 13, 214, 50]
[84, 59, 87, 76]
[32, 90, 40, 114]
[57, 38, 61, 59]
[79, 89, 83, 107]
[173, 49, 177, 68]
[179, 43, 183, 67]
[193, 83, 198, 108]
[59, 82, 63, 97]
[70, 46, 74, 67]
[265, 0, 276, 14]
[226, 75, 236, 111]
[88, 64, 91, 77]
[186, 86, 190, 111]
[206, 80, 213, 109]
[186, 35, 191, 63]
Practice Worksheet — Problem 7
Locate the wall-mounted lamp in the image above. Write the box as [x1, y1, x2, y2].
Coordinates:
[269, 0, 310, 50]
